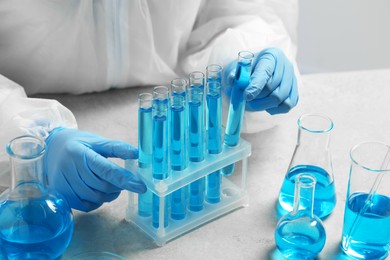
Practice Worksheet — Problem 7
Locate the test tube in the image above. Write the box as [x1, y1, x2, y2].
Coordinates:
[222, 51, 254, 176]
[170, 78, 188, 220]
[188, 71, 205, 211]
[206, 64, 223, 204]
[138, 93, 153, 217]
[152, 86, 169, 228]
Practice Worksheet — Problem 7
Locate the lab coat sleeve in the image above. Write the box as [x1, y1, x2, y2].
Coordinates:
[0, 74, 77, 190]
[180, 0, 301, 133]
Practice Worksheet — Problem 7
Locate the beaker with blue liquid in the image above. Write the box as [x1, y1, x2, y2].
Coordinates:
[0, 135, 74, 259]
[341, 141, 390, 260]
[277, 114, 336, 219]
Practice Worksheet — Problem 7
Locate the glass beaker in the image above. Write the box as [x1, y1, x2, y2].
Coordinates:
[0, 135, 74, 259]
[340, 141, 390, 260]
[277, 114, 336, 219]
[275, 175, 326, 259]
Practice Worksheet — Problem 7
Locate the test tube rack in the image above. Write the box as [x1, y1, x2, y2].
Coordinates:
[125, 138, 251, 246]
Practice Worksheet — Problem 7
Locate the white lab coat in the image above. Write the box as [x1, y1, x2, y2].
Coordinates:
[0, 0, 299, 189]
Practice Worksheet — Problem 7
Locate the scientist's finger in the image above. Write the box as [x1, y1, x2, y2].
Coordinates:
[80, 161, 123, 194]
[266, 75, 299, 115]
[93, 139, 139, 159]
[86, 149, 146, 193]
[59, 158, 120, 207]
[245, 62, 293, 111]
[245, 49, 284, 101]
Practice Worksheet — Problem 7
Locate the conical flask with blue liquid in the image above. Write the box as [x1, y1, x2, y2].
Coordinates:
[277, 114, 336, 219]
[0, 135, 74, 259]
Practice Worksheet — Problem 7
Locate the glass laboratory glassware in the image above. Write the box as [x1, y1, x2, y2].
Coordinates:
[0, 135, 74, 259]
[152, 86, 169, 228]
[277, 113, 336, 219]
[206, 64, 223, 203]
[170, 78, 188, 220]
[275, 174, 326, 259]
[340, 141, 390, 260]
[222, 51, 254, 176]
[138, 93, 153, 217]
[188, 71, 206, 211]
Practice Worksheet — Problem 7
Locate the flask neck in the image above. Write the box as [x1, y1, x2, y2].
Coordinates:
[7, 136, 48, 194]
[297, 129, 331, 150]
[292, 175, 316, 217]
[296, 114, 333, 150]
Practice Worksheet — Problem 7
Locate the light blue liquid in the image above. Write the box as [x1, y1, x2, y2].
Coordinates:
[0, 197, 74, 259]
[277, 165, 336, 219]
[206, 171, 221, 204]
[152, 98, 169, 228]
[188, 89, 205, 212]
[189, 178, 205, 211]
[341, 192, 390, 260]
[170, 105, 187, 171]
[138, 190, 152, 218]
[222, 61, 251, 176]
[189, 99, 204, 162]
[138, 106, 153, 168]
[170, 93, 187, 220]
[138, 106, 153, 217]
[206, 82, 222, 204]
[171, 188, 188, 220]
[152, 194, 168, 228]
[206, 84, 222, 154]
[275, 215, 326, 259]
[152, 114, 168, 180]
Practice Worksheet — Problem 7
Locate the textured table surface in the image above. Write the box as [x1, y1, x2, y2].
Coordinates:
[37, 69, 390, 260]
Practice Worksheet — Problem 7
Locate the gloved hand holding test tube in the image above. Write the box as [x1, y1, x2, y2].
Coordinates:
[222, 48, 299, 176]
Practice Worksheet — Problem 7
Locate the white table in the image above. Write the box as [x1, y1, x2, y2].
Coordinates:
[37, 69, 390, 260]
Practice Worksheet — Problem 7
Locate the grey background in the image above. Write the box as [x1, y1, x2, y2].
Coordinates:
[297, 0, 390, 73]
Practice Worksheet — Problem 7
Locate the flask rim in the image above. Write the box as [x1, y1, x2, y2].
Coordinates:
[6, 135, 46, 160]
[298, 113, 334, 133]
[350, 140, 390, 172]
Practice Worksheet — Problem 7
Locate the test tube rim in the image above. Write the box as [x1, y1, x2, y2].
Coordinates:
[153, 86, 169, 100]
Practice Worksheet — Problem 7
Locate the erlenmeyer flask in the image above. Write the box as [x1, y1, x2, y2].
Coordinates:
[275, 174, 326, 259]
[0, 135, 74, 259]
[277, 114, 336, 219]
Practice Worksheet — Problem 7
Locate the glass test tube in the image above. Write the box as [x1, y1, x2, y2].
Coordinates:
[206, 64, 223, 203]
[222, 51, 254, 176]
[138, 93, 153, 217]
[170, 78, 188, 220]
[188, 72, 205, 211]
[152, 86, 169, 228]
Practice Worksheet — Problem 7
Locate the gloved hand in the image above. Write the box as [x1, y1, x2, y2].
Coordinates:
[223, 48, 299, 115]
[44, 127, 146, 212]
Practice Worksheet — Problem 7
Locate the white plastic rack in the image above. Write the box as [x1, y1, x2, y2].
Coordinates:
[125, 138, 251, 246]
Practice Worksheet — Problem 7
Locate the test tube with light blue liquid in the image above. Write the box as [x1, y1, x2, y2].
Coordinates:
[188, 72, 205, 211]
[222, 51, 254, 176]
[137, 93, 153, 217]
[152, 86, 169, 228]
[170, 78, 188, 220]
[206, 64, 223, 203]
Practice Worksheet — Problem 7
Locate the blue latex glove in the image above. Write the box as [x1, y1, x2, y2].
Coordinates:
[44, 127, 146, 212]
[223, 48, 299, 114]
